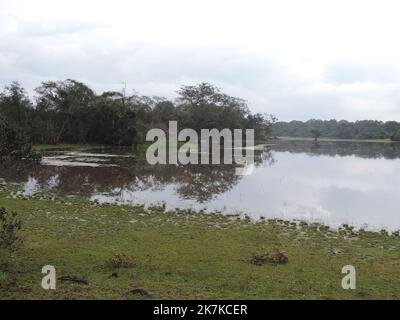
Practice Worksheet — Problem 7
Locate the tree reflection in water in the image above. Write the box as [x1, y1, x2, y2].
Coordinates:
[0, 147, 275, 203]
[273, 140, 400, 159]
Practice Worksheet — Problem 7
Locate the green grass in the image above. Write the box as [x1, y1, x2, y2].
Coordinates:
[1, 192, 400, 300]
[276, 136, 396, 143]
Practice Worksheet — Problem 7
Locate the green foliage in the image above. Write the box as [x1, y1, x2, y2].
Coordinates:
[0, 207, 22, 252]
[0, 80, 275, 147]
[310, 128, 321, 141]
[0, 116, 41, 160]
[391, 129, 400, 141]
[0, 82, 32, 129]
[177, 83, 249, 131]
[91, 91, 136, 145]
[176, 83, 275, 140]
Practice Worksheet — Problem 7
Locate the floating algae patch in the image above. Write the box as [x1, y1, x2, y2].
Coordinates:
[65, 152, 134, 158]
[39, 150, 135, 167]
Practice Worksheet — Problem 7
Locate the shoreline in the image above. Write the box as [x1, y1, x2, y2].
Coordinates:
[3, 186, 397, 233]
[275, 136, 398, 143]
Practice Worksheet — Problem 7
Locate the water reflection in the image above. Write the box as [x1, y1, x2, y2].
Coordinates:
[1, 141, 400, 230]
[273, 140, 400, 159]
[0, 147, 274, 202]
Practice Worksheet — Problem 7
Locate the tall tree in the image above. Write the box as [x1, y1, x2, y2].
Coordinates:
[35, 79, 96, 143]
[0, 82, 32, 130]
[176, 82, 250, 132]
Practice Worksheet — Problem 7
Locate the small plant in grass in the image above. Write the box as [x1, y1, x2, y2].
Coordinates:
[392, 230, 400, 237]
[248, 249, 288, 265]
[108, 253, 135, 269]
[0, 271, 6, 281]
[0, 207, 22, 254]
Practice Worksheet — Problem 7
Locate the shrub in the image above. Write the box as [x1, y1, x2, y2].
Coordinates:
[108, 253, 135, 269]
[0, 116, 41, 161]
[248, 249, 288, 265]
[0, 207, 22, 253]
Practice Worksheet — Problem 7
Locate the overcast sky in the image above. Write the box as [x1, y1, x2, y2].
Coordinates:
[1, 0, 400, 121]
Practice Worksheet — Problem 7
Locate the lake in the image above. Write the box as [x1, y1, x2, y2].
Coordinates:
[1, 140, 400, 231]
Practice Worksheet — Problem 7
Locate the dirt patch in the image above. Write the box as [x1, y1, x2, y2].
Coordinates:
[128, 288, 152, 298]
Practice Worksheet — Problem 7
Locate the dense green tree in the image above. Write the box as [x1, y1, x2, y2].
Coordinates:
[176, 83, 250, 132]
[391, 129, 400, 141]
[311, 128, 321, 141]
[35, 79, 97, 143]
[246, 113, 276, 142]
[0, 80, 275, 147]
[0, 82, 32, 131]
[91, 92, 136, 145]
[151, 100, 177, 131]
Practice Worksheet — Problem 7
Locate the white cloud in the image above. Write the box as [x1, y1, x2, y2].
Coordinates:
[1, 0, 400, 120]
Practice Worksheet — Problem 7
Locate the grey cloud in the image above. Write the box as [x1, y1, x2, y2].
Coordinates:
[0, 31, 298, 97]
[324, 60, 400, 84]
[1, 21, 400, 121]
[16, 19, 107, 38]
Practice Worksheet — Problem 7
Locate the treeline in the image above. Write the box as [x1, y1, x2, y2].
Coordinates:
[0, 80, 274, 148]
[272, 119, 400, 141]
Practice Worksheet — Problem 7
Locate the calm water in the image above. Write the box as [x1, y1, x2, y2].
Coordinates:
[1, 140, 400, 230]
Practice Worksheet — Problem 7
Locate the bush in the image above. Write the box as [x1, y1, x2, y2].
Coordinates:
[108, 253, 135, 269]
[248, 249, 288, 265]
[0, 116, 41, 161]
[0, 207, 22, 253]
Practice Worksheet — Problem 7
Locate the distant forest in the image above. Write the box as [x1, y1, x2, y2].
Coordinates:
[273, 120, 400, 141]
[0, 80, 274, 150]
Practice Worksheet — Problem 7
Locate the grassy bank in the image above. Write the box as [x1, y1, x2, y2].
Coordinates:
[276, 136, 396, 143]
[32, 144, 101, 152]
[1, 191, 400, 299]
